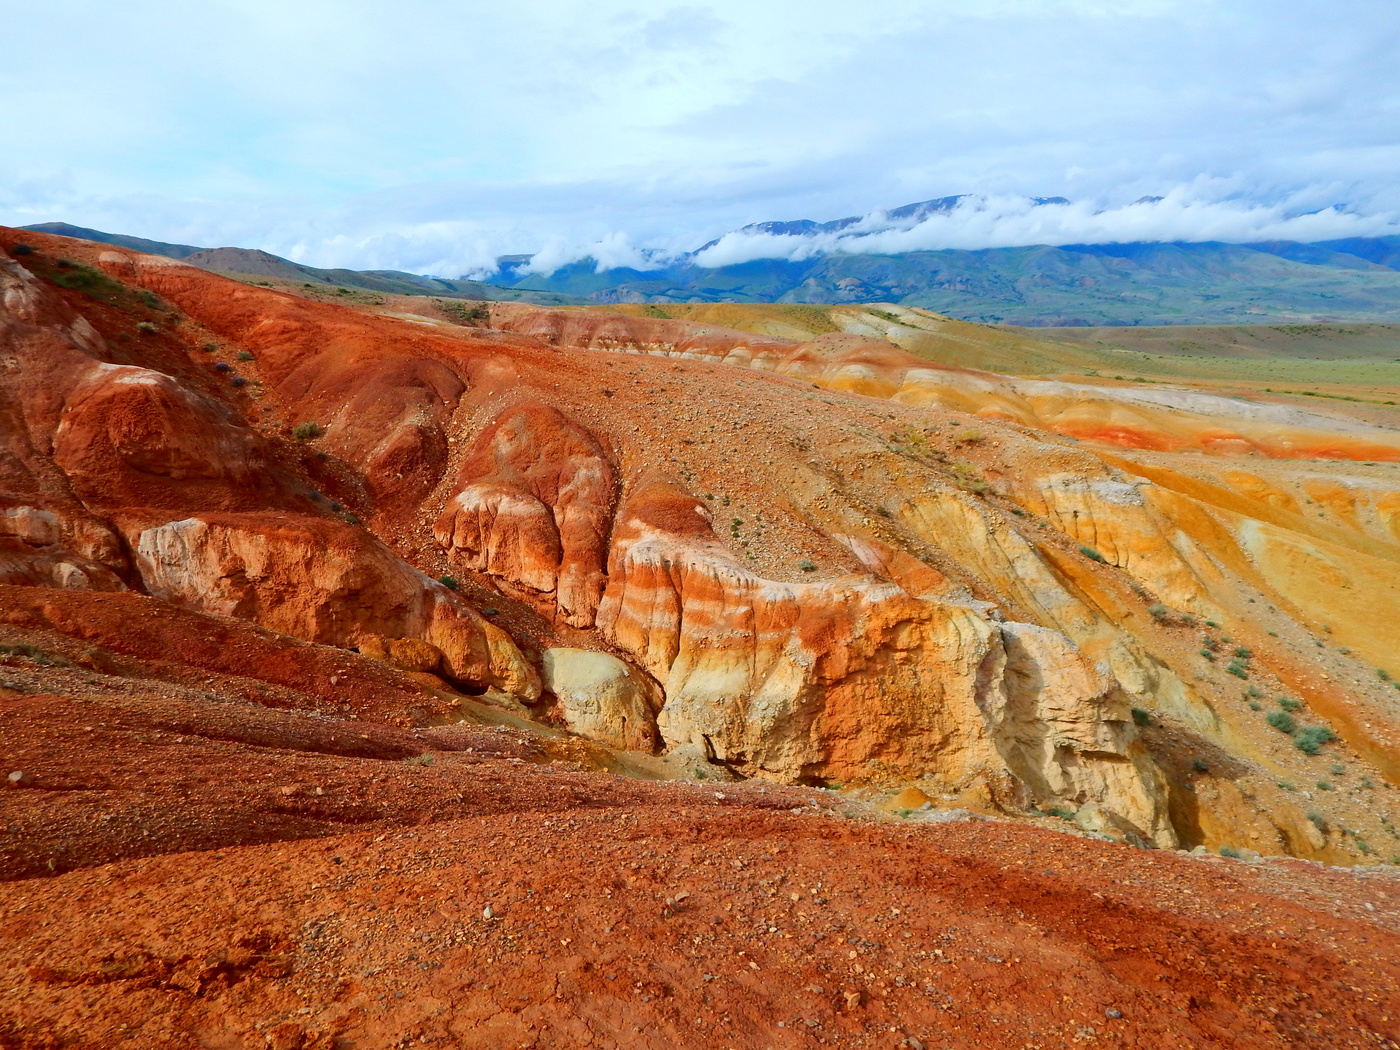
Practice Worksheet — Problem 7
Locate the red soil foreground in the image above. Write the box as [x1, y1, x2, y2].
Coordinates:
[3, 723, 1400, 1050]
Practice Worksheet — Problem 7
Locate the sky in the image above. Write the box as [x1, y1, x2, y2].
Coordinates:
[2, 0, 1399, 276]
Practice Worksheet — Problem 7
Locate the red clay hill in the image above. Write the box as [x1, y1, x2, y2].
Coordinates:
[3, 228, 1400, 1048]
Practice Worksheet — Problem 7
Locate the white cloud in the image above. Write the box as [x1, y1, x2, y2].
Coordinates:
[692, 189, 1400, 268]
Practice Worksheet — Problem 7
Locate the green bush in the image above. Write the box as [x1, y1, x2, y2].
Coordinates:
[136, 321, 159, 334]
[1078, 545, 1107, 563]
[1130, 707, 1152, 727]
[1225, 661, 1248, 679]
[1218, 845, 1243, 859]
[1266, 711, 1296, 734]
[1147, 602, 1168, 621]
[1293, 725, 1337, 755]
[292, 421, 324, 440]
[53, 263, 122, 300]
[1278, 696, 1302, 712]
[438, 575, 459, 591]
[797, 559, 816, 572]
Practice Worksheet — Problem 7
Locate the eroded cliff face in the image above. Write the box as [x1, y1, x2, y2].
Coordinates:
[132, 513, 537, 698]
[5, 227, 1400, 862]
[0, 247, 537, 708]
[590, 472, 1171, 847]
[435, 402, 615, 628]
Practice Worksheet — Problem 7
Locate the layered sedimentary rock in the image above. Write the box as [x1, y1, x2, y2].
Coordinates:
[592, 474, 1172, 843]
[131, 513, 537, 698]
[0, 245, 537, 705]
[6, 225, 1400, 862]
[435, 402, 615, 627]
[493, 304, 1400, 462]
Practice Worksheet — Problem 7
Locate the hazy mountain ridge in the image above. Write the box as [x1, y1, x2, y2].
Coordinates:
[18, 223, 586, 306]
[480, 195, 1400, 323]
[493, 236, 1400, 325]
[24, 215, 1400, 325]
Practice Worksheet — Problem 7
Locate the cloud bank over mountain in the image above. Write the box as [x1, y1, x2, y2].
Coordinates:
[689, 191, 1400, 270]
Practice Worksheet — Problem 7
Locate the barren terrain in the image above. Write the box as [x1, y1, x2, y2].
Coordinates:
[3, 228, 1400, 1048]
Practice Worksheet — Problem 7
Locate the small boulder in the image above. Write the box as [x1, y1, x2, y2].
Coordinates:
[883, 786, 934, 813]
[541, 648, 659, 752]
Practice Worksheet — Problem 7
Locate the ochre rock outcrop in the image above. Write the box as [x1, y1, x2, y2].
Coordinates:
[540, 647, 660, 751]
[435, 402, 615, 627]
[0, 243, 537, 706]
[592, 474, 1172, 842]
[131, 512, 537, 697]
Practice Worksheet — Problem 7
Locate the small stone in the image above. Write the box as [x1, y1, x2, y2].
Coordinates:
[1105, 1008, 1123, 1019]
[482, 906, 494, 920]
[7, 770, 32, 787]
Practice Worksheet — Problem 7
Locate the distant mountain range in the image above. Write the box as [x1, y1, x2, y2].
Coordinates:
[475, 196, 1400, 325]
[22, 206, 1400, 326]
[16, 223, 585, 306]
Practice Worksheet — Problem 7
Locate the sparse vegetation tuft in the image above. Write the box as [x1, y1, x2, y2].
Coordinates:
[1293, 725, 1337, 755]
[438, 575, 459, 591]
[441, 299, 490, 326]
[0, 643, 65, 667]
[52, 262, 125, 302]
[292, 421, 324, 441]
[1131, 707, 1152, 727]
[1266, 711, 1296, 734]
[1079, 545, 1107, 564]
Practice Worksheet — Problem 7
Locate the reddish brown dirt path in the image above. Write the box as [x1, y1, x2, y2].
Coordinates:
[3, 787, 1399, 1049]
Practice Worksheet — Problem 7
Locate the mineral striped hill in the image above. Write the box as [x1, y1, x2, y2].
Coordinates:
[3, 227, 1400, 1048]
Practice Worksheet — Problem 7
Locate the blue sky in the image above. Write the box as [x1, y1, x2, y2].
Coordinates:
[3, 0, 1399, 275]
